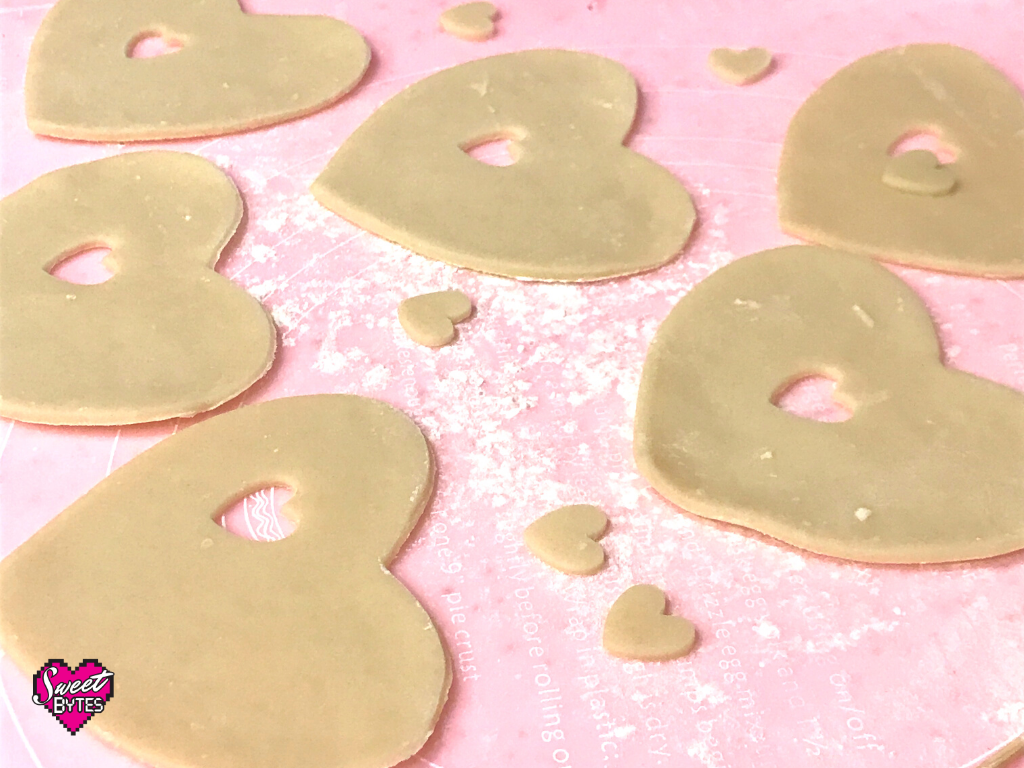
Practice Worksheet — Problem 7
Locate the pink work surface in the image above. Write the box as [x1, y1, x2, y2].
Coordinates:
[1, 0, 1023, 766]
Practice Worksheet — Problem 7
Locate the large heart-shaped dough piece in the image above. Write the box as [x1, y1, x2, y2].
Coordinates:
[779, 44, 1024, 277]
[0, 152, 276, 426]
[312, 50, 695, 281]
[634, 245, 1024, 564]
[26, 0, 369, 141]
[0, 395, 450, 768]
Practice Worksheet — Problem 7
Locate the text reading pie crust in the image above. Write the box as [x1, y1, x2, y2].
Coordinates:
[634, 245, 1024, 564]
[778, 44, 1024, 277]
[26, 0, 369, 141]
[0, 151, 276, 426]
[312, 50, 695, 281]
[0, 395, 450, 768]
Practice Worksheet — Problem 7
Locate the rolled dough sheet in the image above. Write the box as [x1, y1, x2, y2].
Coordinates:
[25, 0, 370, 141]
[634, 245, 1024, 564]
[778, 44, 1024, 277]
[2, 1, 1023, 766]
[0, 151, 276, 426]
[312, 49, 696, 281]
[0, 395, 450, 768]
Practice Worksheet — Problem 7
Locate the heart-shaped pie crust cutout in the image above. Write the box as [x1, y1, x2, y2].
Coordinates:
[26, 0, 370, 141]
[707, 47, 773, 85]
[603, 585, 696, 661]
[882, 149, 957, 196]
[634, 245, 1024, 564]
[0, 151, 276, 426]
[0, 395, 450, 768]
[440, 2, 498, 41]
[524, 504, 608, 575]
[779, 44, 1024, 276]
[398, 290, 473, 347]
[312, 50, 696, 281]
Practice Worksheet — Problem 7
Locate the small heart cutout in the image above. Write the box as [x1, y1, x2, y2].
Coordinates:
[440, 2, 497, 42]
[707, 47, 773, 85]
[883, 149, 957, 196]
[524, 504, 608, 575]
[603, 585, 696, 661]
[398, 290, 473, 347]
[33, 659, 114, 734]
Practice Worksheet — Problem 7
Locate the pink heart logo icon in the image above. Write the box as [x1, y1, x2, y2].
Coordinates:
[32, 659, 114, 734]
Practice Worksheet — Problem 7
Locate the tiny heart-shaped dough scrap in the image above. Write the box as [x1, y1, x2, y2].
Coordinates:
[524, 504, 609, 575]
[0, 151, 276, 426]
[634, 245, 1024, 564]
[26, 0, 369, 141]
[707, 47, 773, 85]
[779, 44, 1024, 277]
[603, 585, 696, 661]
[883, 149, 957, 196]
[312, 50, 696, 282]
[0, 395, 450, 768]
[398, 290, 473, 347]
[440, 2, 498, 42]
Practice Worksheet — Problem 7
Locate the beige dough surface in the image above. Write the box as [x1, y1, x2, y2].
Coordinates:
[0, 395, 450, 768]
[602, 585, 696, 661]
[26, 0, 369, 141]
[439, 3, 497, 41]
[882, 149, 957, 196]
[707, 47, 773, 85]
[524, 504, 608, 575]
[0, 151, 276, 426]
[778, 44, 1024, 277]
[634, 245, 1024, 564]
[312, 50, 695, 282]
[398, 290, 473, 347]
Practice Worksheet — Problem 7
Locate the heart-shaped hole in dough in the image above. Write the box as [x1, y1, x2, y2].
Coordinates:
[46, 244, 115, 285]
[126, 30, 185, 58]
[772, 374, 853, 423]
[461, 132, 523, 166]
[215, 485, 296, 541]
[888, 130, 958, 164]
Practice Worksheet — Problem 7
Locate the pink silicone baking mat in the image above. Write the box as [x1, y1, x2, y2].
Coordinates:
[2, 0, 1023, 766]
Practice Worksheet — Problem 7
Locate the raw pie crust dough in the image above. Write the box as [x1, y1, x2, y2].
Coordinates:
[398, 290, 473, 347]
[602, 585, 696, 661]
[439, 2, 498, 42]
[312, 50, 696, 282]
[778, 44, 1024, 277]
[26, 0, 369, 141]
[634, 245, 1024, 564]
[524, 504, 608, 575]
[707, 47, 773, 86]
[0, 151, 276, 426]
[0, 395, 450, 768]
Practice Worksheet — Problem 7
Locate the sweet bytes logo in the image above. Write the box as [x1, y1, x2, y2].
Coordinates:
[32, 659, 114, 734]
